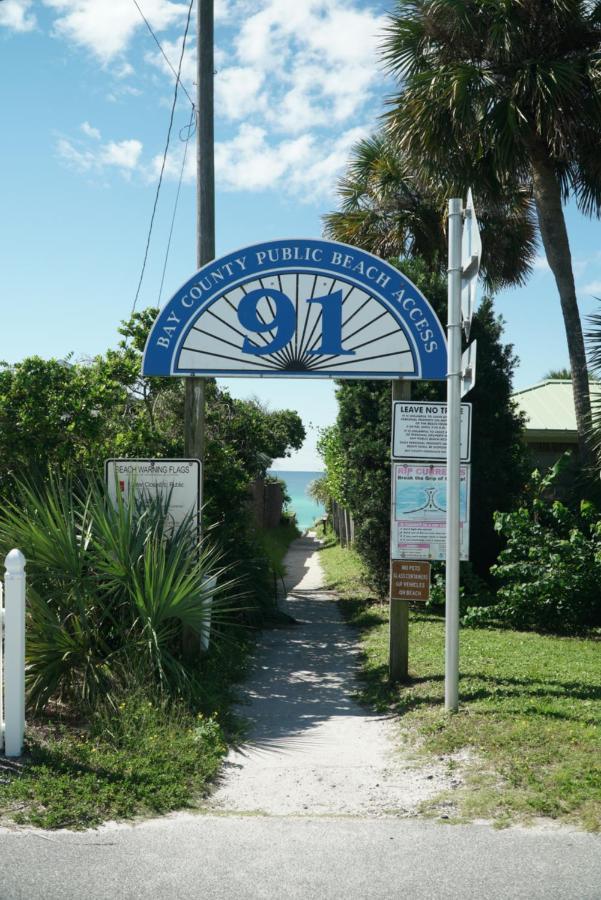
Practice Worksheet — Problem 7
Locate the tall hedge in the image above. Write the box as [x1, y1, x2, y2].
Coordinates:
[324, 261, 529, 595]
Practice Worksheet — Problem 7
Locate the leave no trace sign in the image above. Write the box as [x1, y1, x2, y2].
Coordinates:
[390, 560, 431, 602]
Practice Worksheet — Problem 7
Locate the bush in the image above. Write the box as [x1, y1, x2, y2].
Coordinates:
[464, 466, 601, 634]
[318, 262, 529, 593]
[0, 474, 238, 712]
[427, 561, 495, 615]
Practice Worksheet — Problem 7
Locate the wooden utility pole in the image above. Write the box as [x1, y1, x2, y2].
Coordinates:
[184, 0, 215, 463]
[183, 0, 214, 659]
[389, 379, 410, 683]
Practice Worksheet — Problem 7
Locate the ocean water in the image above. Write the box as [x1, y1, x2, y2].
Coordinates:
[268, 470, 325, 531]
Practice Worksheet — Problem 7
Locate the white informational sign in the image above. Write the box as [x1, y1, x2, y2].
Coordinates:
[105, 459, 201, 535]
[391, 463, 470, 561]
[461, 340, 477, 398]
[392, 402, 472, 462]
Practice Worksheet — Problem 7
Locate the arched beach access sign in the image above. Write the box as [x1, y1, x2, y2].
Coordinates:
[142, 239, 447, 380]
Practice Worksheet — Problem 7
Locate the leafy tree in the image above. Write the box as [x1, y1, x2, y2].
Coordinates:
[0, 312, 303, 492]
[543, 368, 572, 380]
[383, 0, 601, 466]
[464, 462, 601, 634]
[316, 424, 349, 508]
[324, 131, 536, 290]
[0, 310, 306, 623]
[319, 262, 529, 593]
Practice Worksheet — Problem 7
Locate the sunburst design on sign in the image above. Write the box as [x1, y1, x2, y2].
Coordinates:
[176, 272, 416, 377]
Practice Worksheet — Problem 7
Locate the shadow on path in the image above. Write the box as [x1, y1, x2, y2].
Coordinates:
[207, 534, 456, 817]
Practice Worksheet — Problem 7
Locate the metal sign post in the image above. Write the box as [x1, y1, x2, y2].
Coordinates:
[445, 198, 463, 712]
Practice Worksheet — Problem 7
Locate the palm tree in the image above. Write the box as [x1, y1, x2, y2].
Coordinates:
[324, 133, 446, 267]
[383, 0, 601, 467]
[324, 131, 537, 291]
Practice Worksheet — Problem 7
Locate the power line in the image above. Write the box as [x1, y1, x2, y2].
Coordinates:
[129, 0, 195, 322]
[131, 0, 195, 110]
[158, 108, 195, 305]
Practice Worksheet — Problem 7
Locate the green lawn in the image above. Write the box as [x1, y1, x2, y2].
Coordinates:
[319, 539, 601, 831]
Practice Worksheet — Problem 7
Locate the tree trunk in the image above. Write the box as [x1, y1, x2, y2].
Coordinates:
[530, 144, 593, 468]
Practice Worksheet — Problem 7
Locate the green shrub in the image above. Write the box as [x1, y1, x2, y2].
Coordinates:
[0, 474, 238, 712]
[427, 561, 495, 614]
[464, 466, 601, 634]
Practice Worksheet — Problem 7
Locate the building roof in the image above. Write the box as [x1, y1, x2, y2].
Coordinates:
[512, 379, 601, 441]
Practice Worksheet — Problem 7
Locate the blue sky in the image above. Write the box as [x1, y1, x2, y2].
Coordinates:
[2, 0, 601, 470]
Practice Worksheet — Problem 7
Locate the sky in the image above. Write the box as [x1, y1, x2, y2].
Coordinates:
[2, 0, 601, 471]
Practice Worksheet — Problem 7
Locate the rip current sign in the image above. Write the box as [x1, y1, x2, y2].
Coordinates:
[142, 239, 448, 380]
[391, 463, 470, 561]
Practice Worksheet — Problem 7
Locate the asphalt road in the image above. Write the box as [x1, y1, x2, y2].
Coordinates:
[1, 814, 600, 900]
[2, 537, 599, 899]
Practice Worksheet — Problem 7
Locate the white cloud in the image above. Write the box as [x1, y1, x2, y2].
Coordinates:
[145, 36, 195, 90]
[81, 121, 101, 140]
[104, 0, 384, 141]
[229, 1, 386, 134]
[212, 121, 369, 199]
[582, 280, 601, 296]
[116, 62, 135, 79]
[57, 134, 143, 177]
[214, 0, 231, 22]
[56, 137, 97, 172]
[288, 125, 370, 199]
[533, 255, 550, 271]
[47, 0, 385, 200]
[0, 0, 36, 32]
[216, 67, 266, 120]
[42, 0, 189, 62]
[102, 139, 143, 170]
[215, 125, 312, 191]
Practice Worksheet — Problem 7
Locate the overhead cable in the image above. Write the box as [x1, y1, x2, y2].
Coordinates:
[158, 107, 196, 305]
[129, 0, 195, 322]
[131, 0, 195, 110]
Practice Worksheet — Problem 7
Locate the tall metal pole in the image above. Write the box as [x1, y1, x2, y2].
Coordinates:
[445, 198, 463, 712]
[184, 0, 215, 465]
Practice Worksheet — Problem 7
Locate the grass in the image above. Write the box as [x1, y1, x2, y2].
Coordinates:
[0, 635, 252, 830]
[319, 537, 601, 831]
[0, 520, 301, 830]
[0, 698, 225, 830]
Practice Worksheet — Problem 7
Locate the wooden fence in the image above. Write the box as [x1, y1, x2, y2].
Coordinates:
[330, 500, 354, 547]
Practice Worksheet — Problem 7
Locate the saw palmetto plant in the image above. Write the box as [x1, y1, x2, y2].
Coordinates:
[0, 474, 240, 712]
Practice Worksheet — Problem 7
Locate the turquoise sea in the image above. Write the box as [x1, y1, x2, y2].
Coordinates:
[268, 470, 325, 531]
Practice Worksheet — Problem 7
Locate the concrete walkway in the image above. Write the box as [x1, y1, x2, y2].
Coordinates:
[206, 534, 458, 817]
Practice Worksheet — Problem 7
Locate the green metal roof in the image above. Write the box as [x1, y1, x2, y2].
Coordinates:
[512, 380, 601, 440]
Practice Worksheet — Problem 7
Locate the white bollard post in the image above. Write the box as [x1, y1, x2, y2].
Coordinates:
[4, 550, 26, 757]
[0, 580, 3, 750]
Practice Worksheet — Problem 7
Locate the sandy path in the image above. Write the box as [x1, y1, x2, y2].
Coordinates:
[207, 534, 457, 817]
